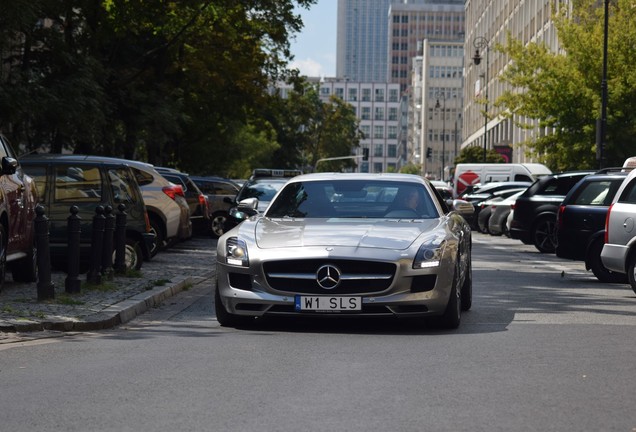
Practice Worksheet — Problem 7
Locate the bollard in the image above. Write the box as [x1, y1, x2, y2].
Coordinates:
[35, 205, 55, 301]
[101, 205, 115, 281]
[86, 205, 105, 285]
[113, 204, 127, 275]
[65, 205, 81, 293]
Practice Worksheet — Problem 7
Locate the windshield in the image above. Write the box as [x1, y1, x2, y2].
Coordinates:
[266, 180, 439, 219]
[237, 179, 286, 202]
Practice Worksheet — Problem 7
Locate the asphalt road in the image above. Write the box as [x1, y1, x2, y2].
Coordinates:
[1, 233, 635, 432]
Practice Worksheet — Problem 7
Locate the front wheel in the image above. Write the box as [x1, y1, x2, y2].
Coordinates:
[112, 238, 143, 271]
[532, 215, 557, 253]
[210, 212, 228, 238]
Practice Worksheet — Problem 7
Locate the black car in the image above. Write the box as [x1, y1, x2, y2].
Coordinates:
[510, 171, 595, 253]
[190, 176, 240, 238]
[223, 169, 301, 232]
[21, 154, 156, 271]
[556, 169, 628, 282]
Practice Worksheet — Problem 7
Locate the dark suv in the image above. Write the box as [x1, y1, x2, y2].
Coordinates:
[0, 135, 39, 290]
[21, 154, 156, 271]
[510, 171, 594, 253]
[556, 169, 628, 282]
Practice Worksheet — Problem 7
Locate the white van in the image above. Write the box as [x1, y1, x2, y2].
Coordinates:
[452, 163, 552, 197]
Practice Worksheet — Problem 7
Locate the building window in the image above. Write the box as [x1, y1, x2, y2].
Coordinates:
[373, 162, 383, 173]
[320, 87, 330, 96]
[388, 108, 398, 121]
[389, 89, 399, 102]
[388, 126, 398, 139]
[335, 88, 344, 99]
[388, 144, 397, 158]
[374, 126, 384, 139]
[361, 107, 371, 120]
[374, 143, 384, 156]
[374, 107, 384, 121]
[375, 88, 384, 102]
[362, 88, 371, 101]
[348, 88, 357, 101]
[360, 125, 370, 138]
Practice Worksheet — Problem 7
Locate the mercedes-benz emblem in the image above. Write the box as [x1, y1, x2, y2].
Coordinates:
[316, 264, 341, 290]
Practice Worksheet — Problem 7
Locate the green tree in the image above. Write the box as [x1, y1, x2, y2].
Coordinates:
[454, 146, 505, 164]
[399, 163, 421, 174]
[495, 0, 636, 170]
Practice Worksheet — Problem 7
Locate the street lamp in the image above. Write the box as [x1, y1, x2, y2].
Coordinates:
[472, 36, 489, 162]
[596, 0, 609, 169]
[435, 94, 446, 180]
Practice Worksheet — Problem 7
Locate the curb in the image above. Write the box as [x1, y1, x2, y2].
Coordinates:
[0, 276, 201, 333]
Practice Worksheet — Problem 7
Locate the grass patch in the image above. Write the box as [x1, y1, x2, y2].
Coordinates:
[82, 280, 117, 292]
[56, 294, 85, 306]
[125, 269, 143, 278]
[153, 279, 171, 286]
[32, 311, 47, 319]
[2, 305, 22, 315]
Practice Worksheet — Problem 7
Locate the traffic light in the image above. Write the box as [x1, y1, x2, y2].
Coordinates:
[362, 148, 369, 161]
[426, 147, 432, 159]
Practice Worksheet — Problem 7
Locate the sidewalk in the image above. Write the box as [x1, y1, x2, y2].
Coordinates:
[0, 236, 216, 333]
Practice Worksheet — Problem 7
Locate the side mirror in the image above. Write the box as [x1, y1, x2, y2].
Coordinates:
[2, 157, 18, 176]
[237, 197, 258, 210]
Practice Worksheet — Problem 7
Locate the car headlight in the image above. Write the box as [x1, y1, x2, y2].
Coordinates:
[413, 235, 446, 269]
[226, 237, 249, 267]
[229, 207, 247, 221]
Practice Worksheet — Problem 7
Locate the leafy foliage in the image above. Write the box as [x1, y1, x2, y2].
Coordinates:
[455, 146, 505, 163]
[496, 0, 636, 170]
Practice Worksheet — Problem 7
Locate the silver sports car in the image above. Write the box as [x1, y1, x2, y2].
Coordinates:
[215, 173, 474, 329]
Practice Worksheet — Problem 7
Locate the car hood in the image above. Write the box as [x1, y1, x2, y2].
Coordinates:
[253, 217, 441, 250]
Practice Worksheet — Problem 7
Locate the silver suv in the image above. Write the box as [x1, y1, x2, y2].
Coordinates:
[600, 167, 636, 293]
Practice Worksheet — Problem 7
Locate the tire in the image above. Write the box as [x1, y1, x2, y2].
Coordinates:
[0, 224, 6, 292]
[626, 252, 636, 295]
[148, 217, 164, 257]
[11, 240, 37, 283]
[532, 215, 557, 253]
[214, 280, 254, 328]
[211, 212, 228, 238]
[460, 253, 472, 311]
[428, 261, 461, 329]
[588, 239, 627, 283]
[112, 238, 143, 271]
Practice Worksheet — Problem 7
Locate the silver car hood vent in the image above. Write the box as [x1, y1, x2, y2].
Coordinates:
[255, 218, 439, 250]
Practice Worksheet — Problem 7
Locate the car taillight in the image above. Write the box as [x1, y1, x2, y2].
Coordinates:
[557, 204, 565, 229]
[144, 211, 152, 233]
[162, 184, 184, 200]
[605, 203, 614, 243]
[511, 203, 516, 210]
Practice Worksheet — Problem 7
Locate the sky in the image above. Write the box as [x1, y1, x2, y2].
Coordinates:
[288, 2, 337, 77]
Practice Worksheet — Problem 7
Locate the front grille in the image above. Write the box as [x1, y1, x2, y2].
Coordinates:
[263, 259, 396, 295]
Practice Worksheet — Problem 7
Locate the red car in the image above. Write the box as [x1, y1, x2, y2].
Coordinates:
[0, 134, 38, 290]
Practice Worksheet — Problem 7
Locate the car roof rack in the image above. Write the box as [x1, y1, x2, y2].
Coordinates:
[251, 168, 302, 179]
[594, 167, 632, 174]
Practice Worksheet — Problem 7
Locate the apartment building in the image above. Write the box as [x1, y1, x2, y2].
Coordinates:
[319, 79, 402, 173]
[462, 0, 568, 161]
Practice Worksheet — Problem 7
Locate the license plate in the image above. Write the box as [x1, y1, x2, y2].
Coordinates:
[295, 296, 362, 312]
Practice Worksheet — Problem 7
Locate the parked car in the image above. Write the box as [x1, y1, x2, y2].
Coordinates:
[0, 135, 39, 290]
[223, 169, 302, 232]
[488, 190, 526, 236]
[215, 173, 474, 329]
[461, 182, 532, 230]
[190, 176, 240, 238]
[155, 167, 210, 235]
[453, 162, 551, 197]
[509, 171, 595, 253]
[555, 169, 628, 282]
[601, 166, 636, 293]
[474, 187, 529, 233]
[123, 160, 192, 255]
[20, 154, 156, 271]
[430, 180, 453, 202]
